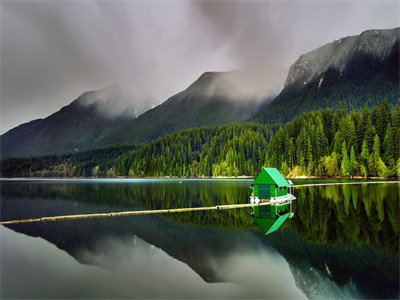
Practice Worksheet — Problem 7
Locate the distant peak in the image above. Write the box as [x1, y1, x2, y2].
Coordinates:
[284, 27, 400, 88]
[76, 83, 122, 106]
[197, 71, 227, 82]
[187, 71, 239, 91]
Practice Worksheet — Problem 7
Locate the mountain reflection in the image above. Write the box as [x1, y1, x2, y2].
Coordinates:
[1, 179, 399, 298]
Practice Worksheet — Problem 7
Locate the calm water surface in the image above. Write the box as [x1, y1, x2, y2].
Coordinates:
[1, 179, 399, 298]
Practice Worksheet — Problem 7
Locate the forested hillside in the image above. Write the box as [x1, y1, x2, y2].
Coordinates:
[252, 40, 399, 124]
[130, 101, 400, 178]
[129, 123, 278, 177]
[266, 101, 400, 177]
[0, 85, 138, 158]
[0, 144, 142, 178]
[2, 102, 398, 178]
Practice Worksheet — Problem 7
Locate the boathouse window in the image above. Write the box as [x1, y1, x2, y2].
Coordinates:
[258, 184, 270, 199]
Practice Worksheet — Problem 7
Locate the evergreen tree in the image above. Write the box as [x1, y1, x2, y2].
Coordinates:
[373, 134, 381, 166]
[372, 134, 388, 177]
[349, 146, 358, 176]
[340, 141, 350, 177]
[364, 116, 377, 151]
[360, 140, 369, 167]
[382, 122, 394, 165]
[306, 137, 314, 175]
[391, 105, 400, 160]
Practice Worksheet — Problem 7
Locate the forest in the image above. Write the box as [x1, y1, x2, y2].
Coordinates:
[1, 101, 399, 178]
[0, 144, 142, 178]
[130, 101, 400, 178]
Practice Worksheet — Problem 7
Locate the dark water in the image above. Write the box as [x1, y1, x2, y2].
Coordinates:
[1, 179, 398, 298]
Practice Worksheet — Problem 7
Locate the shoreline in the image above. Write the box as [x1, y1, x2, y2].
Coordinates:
[1, 175, 398, 180]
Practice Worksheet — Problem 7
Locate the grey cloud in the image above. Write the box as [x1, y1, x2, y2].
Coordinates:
[1, 0, 399, 133]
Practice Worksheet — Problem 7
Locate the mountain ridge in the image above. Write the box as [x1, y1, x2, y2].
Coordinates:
[253, 27, 400, 124]
[91, 70, 266, 147]
[284, 28, 399, 89]
[2, 27, 399, 158]
[0, 85, 137, 158]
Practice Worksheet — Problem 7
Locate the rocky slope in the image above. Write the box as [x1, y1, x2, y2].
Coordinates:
[253, 27, 400, 124]
[285, 28, 399, 89]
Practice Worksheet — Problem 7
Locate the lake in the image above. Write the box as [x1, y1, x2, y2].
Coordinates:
[1, 179, 399, 298]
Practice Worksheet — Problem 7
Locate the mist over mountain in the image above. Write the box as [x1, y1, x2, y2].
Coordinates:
[0, 70, 274, 158]
[94, 71, 271, 147]
[2, 27, 399, 158]
[0, 85, 151, 158]
[77, 84, 154, 119]
[253, 28, 400, 124]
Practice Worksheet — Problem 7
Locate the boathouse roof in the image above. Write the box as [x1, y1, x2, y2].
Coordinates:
[252, 168, 290, 187]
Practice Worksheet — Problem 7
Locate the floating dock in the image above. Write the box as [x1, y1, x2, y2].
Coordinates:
[0, 197, 295, 225]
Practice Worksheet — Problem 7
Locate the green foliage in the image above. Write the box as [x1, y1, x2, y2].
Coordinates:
[349, 146, 358, 176]
[264, 101, 398, 178]
[129, 123, 277, 177]
[340, 141, 350, 176]
[0, 144, 142, 178]
[397, 158, 400, 178]
[2, 103, 398, 178]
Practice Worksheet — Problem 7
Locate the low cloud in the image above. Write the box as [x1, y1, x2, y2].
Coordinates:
[1, 0, 399, 133]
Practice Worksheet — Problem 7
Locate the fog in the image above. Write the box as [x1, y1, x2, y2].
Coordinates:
[1, 0, 399, 133]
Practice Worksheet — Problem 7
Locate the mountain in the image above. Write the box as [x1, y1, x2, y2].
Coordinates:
[3, 28, 398, 158]
[1, 71, 270, 158]
[93, 71, 266, 147]
[0, 85, 139, 158]
[253, 28, 400, 124]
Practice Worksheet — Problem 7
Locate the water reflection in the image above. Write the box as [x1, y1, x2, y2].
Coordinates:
[4, 226, 284, 299]
[1, 179, 399, 298]
[290, 183, 399, 255]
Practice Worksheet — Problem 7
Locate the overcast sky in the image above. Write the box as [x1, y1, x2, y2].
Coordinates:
[1, 0, 399, 133]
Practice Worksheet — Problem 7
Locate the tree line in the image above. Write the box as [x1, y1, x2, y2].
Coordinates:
[131, 101, 399, 178]
[1, 101, 399, 178]
[0, 144, 141, 178]
[266, 100, 399, 177]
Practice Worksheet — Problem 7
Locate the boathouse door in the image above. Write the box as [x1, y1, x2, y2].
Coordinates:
[258, 184, 270, 199]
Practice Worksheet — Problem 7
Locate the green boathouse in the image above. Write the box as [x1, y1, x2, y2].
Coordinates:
[250, 167, 291, 200]
[250, 168, 295, 235]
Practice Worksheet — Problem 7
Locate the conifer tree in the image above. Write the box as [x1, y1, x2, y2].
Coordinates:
[373, 134, 381, 166]
[364, 116, 377, 150]
[382, 123, 395, 172]
[372, 134, 388, 177]
[397, 158, 400, 178]
[340, 141, 350, 177]
[349, 146, 358, 176]
[391, 105, 400, 160]
[361, 140, 369, 166]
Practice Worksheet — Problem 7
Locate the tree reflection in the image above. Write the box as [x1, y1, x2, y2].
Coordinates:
[1, 180, 398, 298]
[289, 184, 399, 256]
[1, 181, 399, 255]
